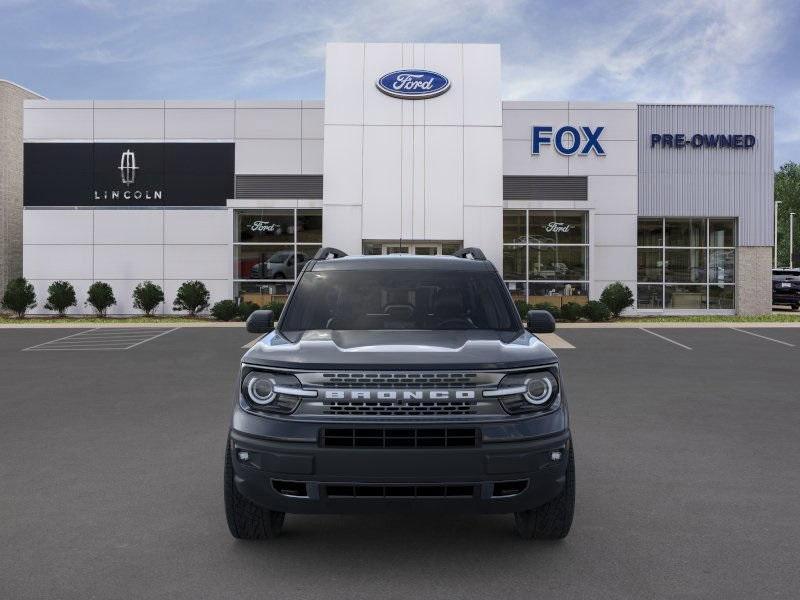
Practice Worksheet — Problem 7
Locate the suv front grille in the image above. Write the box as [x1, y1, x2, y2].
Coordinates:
[324, 400, 476, 416]
[325, 484, 475, 498]
[321, 427, 480, 448]
[318, 372, 478, 389]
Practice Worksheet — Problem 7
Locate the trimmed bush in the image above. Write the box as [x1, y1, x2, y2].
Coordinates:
[132, 281, 164, 316]
[45, 280, 77, 317]
[531, 302, 561, 321]
[262, 300, 286, 321]
[513, 299, 531, 320]
[600, 282, 634, 317]
[1, 277, 37, 318]
[237, 301, 260, 321]
[172, 280, 210, 316]
[584, 300, 611, 322]
[210, 299, 238, 321]
[86, 282, 116, 317]
[560, 302, 584, 322]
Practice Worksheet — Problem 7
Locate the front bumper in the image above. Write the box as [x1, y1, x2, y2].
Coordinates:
[228, 423, 571, 515]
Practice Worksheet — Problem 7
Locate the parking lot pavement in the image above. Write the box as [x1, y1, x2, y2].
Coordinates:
[2, 326, 800, 600]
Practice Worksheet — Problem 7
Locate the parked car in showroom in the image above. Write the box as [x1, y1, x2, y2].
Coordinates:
[773, 268, 800, 310]
[225, 247, 574, 540]
[250, 251, 309, 279]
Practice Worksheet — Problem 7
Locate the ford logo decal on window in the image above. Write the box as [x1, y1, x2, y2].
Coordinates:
[376, 70, 450, 99]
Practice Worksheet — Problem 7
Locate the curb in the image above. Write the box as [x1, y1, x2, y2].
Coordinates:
[0, 321, 245, 329]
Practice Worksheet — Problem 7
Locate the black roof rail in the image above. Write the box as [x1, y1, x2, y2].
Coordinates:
[313, 247, 348, 260]
[452, 247, 486, 260]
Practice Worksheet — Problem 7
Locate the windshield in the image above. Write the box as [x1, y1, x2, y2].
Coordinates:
[280, 269, 521, 335]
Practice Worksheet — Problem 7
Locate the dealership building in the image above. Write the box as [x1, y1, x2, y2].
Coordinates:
[5, 42, 775, 315]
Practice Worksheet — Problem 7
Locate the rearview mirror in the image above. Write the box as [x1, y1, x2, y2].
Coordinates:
[246, 310, 274, 334]
[526, 310, 556, 334]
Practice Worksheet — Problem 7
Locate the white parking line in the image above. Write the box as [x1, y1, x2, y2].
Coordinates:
[242, 335, 265, 349]
[640, 328, 693, 350]
[537, 333, 575, 349]
[730, 328, 796, 347]
[23, 327, 178, 351]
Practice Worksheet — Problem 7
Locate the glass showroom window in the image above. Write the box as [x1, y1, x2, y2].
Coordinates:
[637, 218, 736, 310]
[235, 209, 322, 305]
[503, 210, 589, 307]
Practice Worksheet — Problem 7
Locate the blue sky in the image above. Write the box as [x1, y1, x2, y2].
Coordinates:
[2, 0, 799, 166]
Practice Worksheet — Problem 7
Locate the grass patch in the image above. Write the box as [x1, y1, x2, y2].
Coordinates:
[0, 315, 224, 325]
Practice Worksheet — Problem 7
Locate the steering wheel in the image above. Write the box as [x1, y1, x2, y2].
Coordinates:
[435, 317, 476, 329]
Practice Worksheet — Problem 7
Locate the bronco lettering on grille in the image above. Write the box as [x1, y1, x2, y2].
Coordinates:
[323, 390, 476, 401]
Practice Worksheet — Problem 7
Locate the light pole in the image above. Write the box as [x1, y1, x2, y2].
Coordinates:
[774, 200, 781, 267]
[791, 212, 796, 269]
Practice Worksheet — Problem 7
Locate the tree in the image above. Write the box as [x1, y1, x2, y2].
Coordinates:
[775, 162, 800, 267]
[1, 277, 36, 318]
[45, 280, 77, 317]
[132, 281, 165, 316]
[173, 280, 210, 316]
[600, 282, 634, 317]
[86, 282, 116, 317]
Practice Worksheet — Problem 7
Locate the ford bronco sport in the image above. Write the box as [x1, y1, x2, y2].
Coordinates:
[224, 247, 575, 540]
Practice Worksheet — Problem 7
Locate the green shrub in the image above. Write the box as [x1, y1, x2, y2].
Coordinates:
[600, 282, 634, 317]
[132, 281, 164, 316]
[1, 277, 37, 318]
[560, 302, 584, 322]
[237, 301, 260, 321]
[44, 280, 76, 317]
[531, 302, 561, 321]
[86, 282, 116, 317]
[172, 280, 210, 316]
[210, 299, 238, 321]
[513, 299, 530, 319]
[584, 300, 611, 322]
[262, 300, 286, 321]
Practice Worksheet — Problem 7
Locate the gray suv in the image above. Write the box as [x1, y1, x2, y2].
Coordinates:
[225, 247, 574, 540]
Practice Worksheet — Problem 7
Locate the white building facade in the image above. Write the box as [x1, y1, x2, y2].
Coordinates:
[20, 43, 774, 315]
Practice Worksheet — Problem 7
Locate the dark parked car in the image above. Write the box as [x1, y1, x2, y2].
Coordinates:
[225, 247, 574, 540]
[773, 268, 800, 310]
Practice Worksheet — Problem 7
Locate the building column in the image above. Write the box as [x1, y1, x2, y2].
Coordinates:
[736, 246, 772, 315]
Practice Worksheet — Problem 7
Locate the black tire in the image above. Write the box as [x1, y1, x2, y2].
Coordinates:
[224, 443, 285, 539]
[792, 304, 799, 311]
[514, 445, 575, 540]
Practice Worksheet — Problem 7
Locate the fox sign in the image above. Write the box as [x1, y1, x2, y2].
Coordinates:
[532, 125, 605, 156]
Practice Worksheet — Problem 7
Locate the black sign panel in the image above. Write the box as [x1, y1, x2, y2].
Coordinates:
[24, 143, 234, 207]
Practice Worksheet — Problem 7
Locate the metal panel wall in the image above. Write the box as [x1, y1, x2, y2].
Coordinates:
[235, 174, 323, 199]
[638, 104, 774, 246]
[503, 176, 587, 201]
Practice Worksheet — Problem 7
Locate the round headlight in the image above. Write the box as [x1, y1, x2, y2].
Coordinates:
[524, 374, 554, 405]
[246, 374, 276, 405]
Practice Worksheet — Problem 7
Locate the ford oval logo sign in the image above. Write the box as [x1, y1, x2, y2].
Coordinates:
[376, 70, 450, 99]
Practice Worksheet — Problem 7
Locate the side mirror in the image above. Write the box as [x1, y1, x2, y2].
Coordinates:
[526, 310, 556, 334]
[246, 309, 274, 334]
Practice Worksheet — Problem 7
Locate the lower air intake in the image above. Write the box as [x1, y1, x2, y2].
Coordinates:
[321, 427, 479, 448]
[325, 484, 475, 498]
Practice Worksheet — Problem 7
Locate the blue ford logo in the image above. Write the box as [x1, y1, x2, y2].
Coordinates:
[376, 69, 450, 99]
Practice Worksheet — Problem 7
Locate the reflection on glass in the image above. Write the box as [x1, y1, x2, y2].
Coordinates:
[529, 211, 587, 244]
[709, 249, 735, 283]
[529, 246, 587, 280]
[709, 285, 735, 309]
[238, 211, 294, 243]
[665, 249, 706, 283]
[236, 245, 295, 279]
[665, 219, 706, 247]
[665, 285, 707, 309]
[237, 282, 293, 306]
[503, 210, 526, 243]
[637, 284, 663, 309]
[637, 248, 662, 282]
[529, 283, 589, 307]
[504, 281, 527, 302]
[709, 219, 736, 247]
[296, 210, 322, 243]
[637, 219, 663, 246]
[503, 246, 526, 280]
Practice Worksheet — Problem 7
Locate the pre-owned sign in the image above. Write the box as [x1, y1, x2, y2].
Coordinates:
[650, 133, 756, 149]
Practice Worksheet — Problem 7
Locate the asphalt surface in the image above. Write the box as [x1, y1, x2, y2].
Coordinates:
[1, 326, 799, 599]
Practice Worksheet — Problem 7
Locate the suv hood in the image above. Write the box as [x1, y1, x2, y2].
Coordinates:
[243, 329, 557, 371]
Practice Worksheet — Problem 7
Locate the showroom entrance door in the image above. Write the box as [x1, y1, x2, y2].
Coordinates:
[381, 243, 442, 255]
